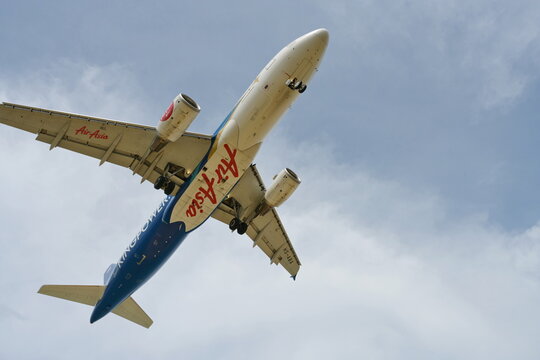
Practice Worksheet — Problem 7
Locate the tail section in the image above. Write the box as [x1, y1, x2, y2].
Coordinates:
[103, 263, 117, 286]
[37, 285, 153, 328]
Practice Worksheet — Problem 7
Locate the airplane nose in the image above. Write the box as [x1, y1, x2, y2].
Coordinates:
[303, 28, 329, 48]
[312, 28, 329, 46]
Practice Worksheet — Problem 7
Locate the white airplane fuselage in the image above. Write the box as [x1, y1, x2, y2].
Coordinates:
[90, 29, 329, 324]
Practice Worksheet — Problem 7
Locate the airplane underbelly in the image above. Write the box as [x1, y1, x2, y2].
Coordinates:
[168, 139, 258, 230]
[230, 53, 318, 150]
[101, 210, 189, 309]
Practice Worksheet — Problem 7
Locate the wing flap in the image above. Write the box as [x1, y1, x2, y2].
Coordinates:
[35, 131, 136, 168]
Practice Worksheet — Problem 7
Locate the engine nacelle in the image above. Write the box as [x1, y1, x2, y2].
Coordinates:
[264, 168, 301, 208]
[157, 93, 201, 143]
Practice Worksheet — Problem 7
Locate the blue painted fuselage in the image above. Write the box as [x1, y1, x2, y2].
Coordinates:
[90, 136, 220, 324]
[90, 196, 186, 323]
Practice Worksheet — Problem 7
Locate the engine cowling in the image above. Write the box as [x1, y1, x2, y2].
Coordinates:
[157, 93, 201, 142]
[264, 168, 301, 208]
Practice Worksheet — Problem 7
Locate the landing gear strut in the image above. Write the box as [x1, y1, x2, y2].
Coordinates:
[286, 77, 307, 93]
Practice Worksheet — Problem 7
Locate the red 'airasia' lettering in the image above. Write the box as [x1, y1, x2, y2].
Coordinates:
[74, 126, 109, 139]
[198, 173, 217, 204]
[216, 144, 239, 182]
[186, 144, 240, 218]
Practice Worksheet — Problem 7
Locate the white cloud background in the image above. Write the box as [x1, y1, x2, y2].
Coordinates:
[2, 1, 540, 359]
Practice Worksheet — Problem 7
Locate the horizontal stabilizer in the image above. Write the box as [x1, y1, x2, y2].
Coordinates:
[112, 296, 153, 328]
[38, 285, 153, 328]
[38, 285, 105, 306]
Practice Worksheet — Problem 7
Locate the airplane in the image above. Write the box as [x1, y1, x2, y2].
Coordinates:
[0, 28, 329, 328]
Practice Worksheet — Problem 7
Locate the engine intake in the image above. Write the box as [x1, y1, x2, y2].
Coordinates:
[157, 93, 201, 143]
[264, 168, 301, 208]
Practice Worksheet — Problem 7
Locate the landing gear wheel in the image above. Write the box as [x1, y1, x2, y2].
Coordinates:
[286, 77, 299, 90]
[237, 222, 248, 235]
[229, 217, 240, 231]
[154, 176, 167, 190]
[299, 84, 307, 93]
[164, 181, 175, 195]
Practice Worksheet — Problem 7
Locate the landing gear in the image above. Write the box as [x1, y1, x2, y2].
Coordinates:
[229, 217, 248, 235]
[229, 217, 240, 231]
[286, 78, 307, 93]
[237, 222, 248, 235]
[154, 176, 167, 190]
[154, 175, 175, 195]
[164, 181, 175, 195]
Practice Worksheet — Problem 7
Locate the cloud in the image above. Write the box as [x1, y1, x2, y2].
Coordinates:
[318, 0, 540, 110]
[298, 0, 540, 231]
[0, 60, 150, 123]
[2, 37, 540, 360]
[251, 132, 540, 359]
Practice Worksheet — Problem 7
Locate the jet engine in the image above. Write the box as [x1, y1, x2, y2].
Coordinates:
[264, 168, 301, 208]
[157, 93, 200, 143]
[137, 93, 201, 193]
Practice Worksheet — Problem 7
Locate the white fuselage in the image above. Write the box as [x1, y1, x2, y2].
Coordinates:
[170, 29, 329, 230]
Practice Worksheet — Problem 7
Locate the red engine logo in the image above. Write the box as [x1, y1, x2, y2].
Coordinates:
[161, 102, 174, 122]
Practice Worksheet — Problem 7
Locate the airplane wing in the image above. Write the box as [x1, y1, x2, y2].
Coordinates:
[0, 102, 301, 277]
[0, 102, 211, 193]
[211, 164, 301, 278]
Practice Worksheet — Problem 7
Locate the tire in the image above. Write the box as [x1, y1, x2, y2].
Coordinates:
[154, 176, 167, 189]
[237, 222, 248, 235]
[229, 217, 240, 231]
[299, 84, 307, 93]
[164, 181, 175, 195]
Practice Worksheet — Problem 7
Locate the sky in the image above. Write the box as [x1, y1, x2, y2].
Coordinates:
[2, 0, 540, 359]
